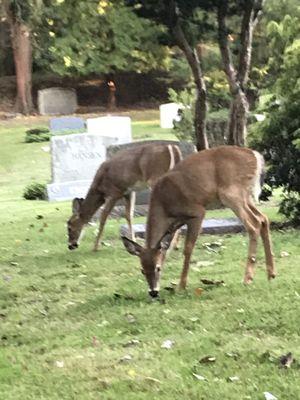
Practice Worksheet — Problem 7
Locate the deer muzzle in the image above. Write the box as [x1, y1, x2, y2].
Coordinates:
[68, 243, 78, 250]
[149, 289, 159, 298]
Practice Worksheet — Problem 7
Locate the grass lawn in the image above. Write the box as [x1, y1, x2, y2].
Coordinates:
[0, 111, 299, 399]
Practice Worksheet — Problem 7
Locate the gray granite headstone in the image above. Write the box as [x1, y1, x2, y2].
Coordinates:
[47, 133, 106, 201]
[38, 88, 78, 115]
[120, 218, 244, 238]
[107, 140, 196, 159]
[50, 117, 85, 133]
[107, 140, 196, 205]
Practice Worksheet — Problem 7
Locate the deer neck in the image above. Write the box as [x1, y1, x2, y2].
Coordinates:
[80, 189, 104, 223]
[145, 200, 170, 250]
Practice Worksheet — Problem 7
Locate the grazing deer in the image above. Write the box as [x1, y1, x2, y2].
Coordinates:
[67, 143, 183, 251]
[122, 146, 276, 298]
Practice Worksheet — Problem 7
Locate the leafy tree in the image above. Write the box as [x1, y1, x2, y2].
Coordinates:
[252, 31, 300, 223]
[35, 1, 168, 78]
[126, 0, 210, 150]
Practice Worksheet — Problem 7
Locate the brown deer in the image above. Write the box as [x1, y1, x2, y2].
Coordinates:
[67, 143, 183, 251]
[122, 146, 276, 298]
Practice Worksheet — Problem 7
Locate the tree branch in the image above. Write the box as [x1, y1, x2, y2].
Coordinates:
[217, 0, 239, 95]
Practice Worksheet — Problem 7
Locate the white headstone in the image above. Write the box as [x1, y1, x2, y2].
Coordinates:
[159, 103, 181, 129]
[86, 116, 132, 144]
[47, 133, 106, 201]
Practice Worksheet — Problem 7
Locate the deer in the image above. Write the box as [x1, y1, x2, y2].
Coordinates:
[67, 142, 183, 251]
[122, 146, 276, 298]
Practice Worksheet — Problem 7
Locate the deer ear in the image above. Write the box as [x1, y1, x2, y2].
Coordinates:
[121, 236, 143, 257]
[72, 198, 84, 215]
[158, 232, 174, 251]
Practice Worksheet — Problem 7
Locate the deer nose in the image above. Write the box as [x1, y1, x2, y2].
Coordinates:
[149, 290, 159, 298]
[68, 243, 78, 250]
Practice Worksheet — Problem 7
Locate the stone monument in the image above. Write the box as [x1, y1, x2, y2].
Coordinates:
[38, 88, 78, 115]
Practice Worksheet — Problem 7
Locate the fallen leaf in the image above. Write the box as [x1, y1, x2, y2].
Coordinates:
[280, 251, 289, 258]
[92, 336, 100, 347]
[119, 354, 132, 363]
[199, 356, 216, 364]
[200, 279, 225, 286]
[279, 352, 294, 368]
[226, 352, 240, 360]
[164, 286, 176, 293]
[196, 261, 215, 268]
[161, 339, 174, 349]
[10, 262, 19, 266]
[125, 313, 136, 323]
[55, 360, 64, 368]
[194, 288, 204, 296]
[192, 373, 206, 381]
[264, 392, 277, 400]
[123, 339, 140, 347]
[36, 215, 44, 220]
[227, 376, 239, 382]
[189, 317, 199, 322]
[145, 376, 161, 384]
[127, 369, 136, 377]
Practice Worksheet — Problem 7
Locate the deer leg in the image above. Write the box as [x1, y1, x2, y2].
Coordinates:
[179, 212, 204, 290]
[248, 203, 276, 280]
[93, 197, 117, 251]
[124, 191, 136, 241]
[168, 229, 181, 252]
[220, 193, 261, 284]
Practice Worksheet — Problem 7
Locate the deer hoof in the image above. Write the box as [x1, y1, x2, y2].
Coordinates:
[268, 271, 276, 280]
[243, 276, 253, 285]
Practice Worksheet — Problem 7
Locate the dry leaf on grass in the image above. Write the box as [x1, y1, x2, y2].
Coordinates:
[192, 373, 207, 381]
[194, 288, 204, 296]
[161, 339, 174, 349]
[199, 356, 216, 364]
[264, 392, 277, 400]
[279, 352, 294, 368]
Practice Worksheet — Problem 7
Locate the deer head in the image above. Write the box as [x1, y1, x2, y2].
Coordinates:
[67, 198, 85, 250]
[122, 233, 174, 297]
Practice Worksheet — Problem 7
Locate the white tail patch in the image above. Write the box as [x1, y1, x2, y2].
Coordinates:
[168, 145, 176, 170]
[252, 150, 264, 203]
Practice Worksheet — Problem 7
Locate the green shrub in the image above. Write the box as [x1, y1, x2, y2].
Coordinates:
[25, 128, 50, 143]
[23, 183, 47, 200]
[251, 92, 300, 224]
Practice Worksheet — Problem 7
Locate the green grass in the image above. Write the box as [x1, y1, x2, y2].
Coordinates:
[0, 111, 299, 399]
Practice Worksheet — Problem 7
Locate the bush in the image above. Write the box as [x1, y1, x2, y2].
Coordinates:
[23, 183, 47, 200]
[251, 92, 300, 224]
[25, 128, 50, 143]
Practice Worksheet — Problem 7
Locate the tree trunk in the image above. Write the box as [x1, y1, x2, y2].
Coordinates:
[227, 92, 248, 146]
[10, 19, 33, 114]
[166, 0, 208, 151]
[217, 0, 262, 146]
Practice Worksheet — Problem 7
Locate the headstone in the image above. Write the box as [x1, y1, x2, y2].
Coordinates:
[50, 116, 85, 133]
[159, 103, 181, 129]
[86, 116, 132, 144]
[120, 218, 244, 239]
[107, 140, 196, 159]
[47, 133, 106, 201]
[107, 140, 196, 205]
[38, 88, 78, 115]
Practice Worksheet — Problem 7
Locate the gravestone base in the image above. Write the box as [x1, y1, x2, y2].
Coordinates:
[120, 218, 244, 238]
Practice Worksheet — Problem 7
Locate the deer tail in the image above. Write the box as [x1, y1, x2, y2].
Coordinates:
[252, 150, 265, 202]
